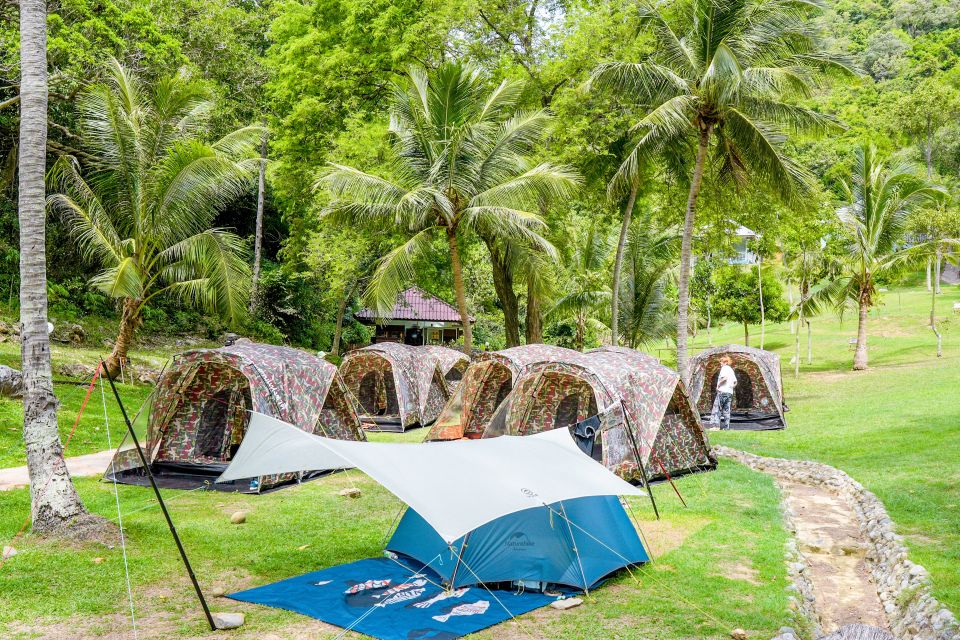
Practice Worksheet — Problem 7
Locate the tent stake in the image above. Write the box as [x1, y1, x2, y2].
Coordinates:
[619, 401, 659, 520]
[102, 359, 218, 632]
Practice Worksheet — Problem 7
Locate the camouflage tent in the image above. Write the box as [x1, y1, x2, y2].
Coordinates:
[482, 347, 716, 482]
[689, 344, 786, 430]
[420, 345, 470, 391]
[426, 344, 577, 441]
[340, 343, 449, 431]
[104, 341, 364, 493]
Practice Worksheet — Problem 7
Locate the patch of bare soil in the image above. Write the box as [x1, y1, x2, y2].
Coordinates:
[38, 513, 119, 546]
[633, 516, 710, 558]
[780, 481, 888, 633]
[717, 560, 761, 585]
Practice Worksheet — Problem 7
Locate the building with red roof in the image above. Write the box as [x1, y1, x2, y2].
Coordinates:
[356, 287, 474, 346]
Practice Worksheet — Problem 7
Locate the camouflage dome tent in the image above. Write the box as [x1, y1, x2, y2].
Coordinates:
[420, 345, 470, 391]
[104, 342, 365, 493]
[339, 343, 450, 431]
[689, 344, 787, 430]
[483, 346, 716, 482]
[425, 344, 577, 441]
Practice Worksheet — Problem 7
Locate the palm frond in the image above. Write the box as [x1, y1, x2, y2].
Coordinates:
[364, 228, 438, 316]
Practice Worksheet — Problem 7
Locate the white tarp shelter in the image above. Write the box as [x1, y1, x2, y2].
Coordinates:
[218, 412, 646, 543]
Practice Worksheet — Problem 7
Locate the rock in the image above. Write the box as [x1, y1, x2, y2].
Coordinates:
[212, 612, 245, 630]
[549, 597, 582, 611]
[223, 333, 240, 346]
[730, 628, 748, 640]
[297, 544, 311, 551]
[2, 546, 17, 560]
[0, 365, 23, 398]
[230, 511, 247, 524]
[338, 487, 361, 499]
[210, 586, 228, 597]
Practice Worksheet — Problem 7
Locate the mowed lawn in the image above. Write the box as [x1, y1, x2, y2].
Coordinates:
[681, 284, 960, 614]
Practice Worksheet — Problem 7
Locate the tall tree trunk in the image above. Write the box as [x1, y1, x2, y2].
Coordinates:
[610, 184, 638, 347]
[934, 246, 942, 295]
[853, 291, 869, 370]
[484, 239, 520, 347]
[330, 288, 349, 357]
[249, 132, 268, 314]
[743, 322, 749, 347]
[757, 255, 765, 349]
[806, 319, 812, 364]
[676, 127, 710, 385]
[931, 265, 942, 358]
[926, 257, 932, 292]
[446, 229, 472, 353]
[787, 279, 795, 335]
[794, 308, 802, 378]
[525, 282, 542, 344]
[706, 295, 712, 346]
[576, 312, 585, 351]
[104, 298, 142, 379]
[19, 0, 90, 533]
[925, 115, 933, 179]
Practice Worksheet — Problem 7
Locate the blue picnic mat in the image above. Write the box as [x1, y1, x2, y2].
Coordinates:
[228, 556, 560, 639]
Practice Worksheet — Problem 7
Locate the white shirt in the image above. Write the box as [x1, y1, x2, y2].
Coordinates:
[717, 365, 737, 395]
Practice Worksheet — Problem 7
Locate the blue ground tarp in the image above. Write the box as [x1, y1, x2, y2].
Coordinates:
[229, 556, 561, 640]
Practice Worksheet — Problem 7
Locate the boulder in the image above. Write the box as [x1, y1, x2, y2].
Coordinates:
[230, 511, 247, 525]
[549, 597, 582, 611]
[0, 365, 23, 398]
[212, 612, 245, 630]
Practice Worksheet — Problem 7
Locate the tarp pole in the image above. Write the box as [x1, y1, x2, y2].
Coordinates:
[619, 400, 659, 520]
[448, 532, 471, 588]
[102, 359, 218, 632]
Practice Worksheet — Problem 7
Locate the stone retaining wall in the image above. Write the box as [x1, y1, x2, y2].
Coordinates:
[715, 446, 959, 640]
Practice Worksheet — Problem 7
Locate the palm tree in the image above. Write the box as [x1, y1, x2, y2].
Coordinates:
[589, 0, 851, 383]
[619, 216, 679, 349]
[49, 60, 260, 377]
[318, 63, 578, 353]
[831, 144, 945, 370]
[548, 222, 611, 350]
[18, 0, 92, 533]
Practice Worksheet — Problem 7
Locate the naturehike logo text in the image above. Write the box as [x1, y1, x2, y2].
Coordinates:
[505, 532, 535, 550]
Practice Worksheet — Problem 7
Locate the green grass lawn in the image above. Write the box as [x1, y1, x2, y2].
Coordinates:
[678, 284, 960, 614]
[0, 282, 957, 637]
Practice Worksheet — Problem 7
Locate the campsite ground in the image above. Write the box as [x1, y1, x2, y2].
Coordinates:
[0, 284, 957, 638]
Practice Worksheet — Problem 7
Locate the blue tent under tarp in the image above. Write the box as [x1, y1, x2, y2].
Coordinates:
[386, 495, 649, 590]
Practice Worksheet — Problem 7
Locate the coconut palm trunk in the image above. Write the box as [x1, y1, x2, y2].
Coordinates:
[853, 289, 870, 370]
[611, 184, 638, 346]
[677, 127, 711, 384]
[526, 285, 543, 343]
[931, 257, 942, 358]
[250, 132, 268, 314]
[446, 229, 472, 353]
[104, 298, 142, 378]
[934, 246, 942, 294]
[18, 0, 90, 533]
[331, 287, 350, 357]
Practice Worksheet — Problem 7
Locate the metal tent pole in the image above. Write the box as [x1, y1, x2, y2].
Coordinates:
[619, 401, 659, 520]
[101, 359, 217, 631]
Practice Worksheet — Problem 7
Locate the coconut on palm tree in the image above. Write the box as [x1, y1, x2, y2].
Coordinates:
[589, 0, 852, 383]
[49, 60, 261, 377]
[318, 63, 578, 353]
[830, 144, 946, 370]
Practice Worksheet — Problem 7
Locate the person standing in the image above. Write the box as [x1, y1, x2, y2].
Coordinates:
[716, 356, 737, 430]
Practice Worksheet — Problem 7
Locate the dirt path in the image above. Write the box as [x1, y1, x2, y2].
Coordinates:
[0, 449, 114, 491]
[780, 480, 888, 633]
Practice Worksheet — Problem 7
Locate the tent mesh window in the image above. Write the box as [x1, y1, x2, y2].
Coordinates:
[156, 363, 250, 463]
[465, 363, 513, 436]
[522, 373, 598, 435]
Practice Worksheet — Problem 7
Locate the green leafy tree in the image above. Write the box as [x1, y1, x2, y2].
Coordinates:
[48, 60, 260, 376]
[828, 144, 945, 370]
[318, 63, 578, 353]
[712, 265, 789, 346]
[894, 77, 960, 177]
[548, 221, 611, 351]
[618, 215, 679, 349]
[589, 0, 851, 383]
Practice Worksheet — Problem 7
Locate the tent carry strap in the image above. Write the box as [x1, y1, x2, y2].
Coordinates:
[101, 359, 217, 632]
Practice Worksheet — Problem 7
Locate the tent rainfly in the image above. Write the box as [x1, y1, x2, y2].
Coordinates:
[420, 345, 470, 391]
[426, 344, 578, 442]
[689, 344, 787, 430]
[219, 413, 649, 590]
[482, 346, 716, 483]
[339, 343, 450, 431]
[104, 341, 364, 493]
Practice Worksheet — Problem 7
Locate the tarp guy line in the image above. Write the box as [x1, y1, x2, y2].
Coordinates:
[101, 372, 138, 639]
